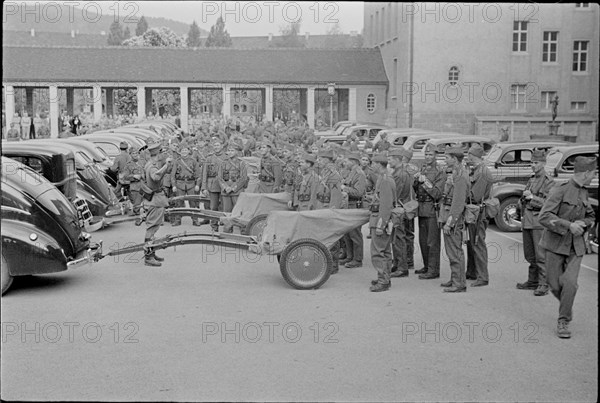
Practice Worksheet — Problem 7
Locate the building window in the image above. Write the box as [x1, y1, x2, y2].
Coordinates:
[392, 58, 398, 97]
[575, 3, 589, 7]
[541, 91, 557, 110]
[448, 66, 460, 86]
[370, 14, 374, 45]
[366, 94, 376, 113]
[542, 31, 558, 63]
[571, 101, 587, 111]
[510, 84, 527, 110]
[380, 7, 385, 43]
[513, 21, 528, 52]
[375, 11, 379, 43]
[573, 41, 588, 72]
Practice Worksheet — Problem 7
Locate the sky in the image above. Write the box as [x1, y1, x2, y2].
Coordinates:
[87, 1, 363, 36]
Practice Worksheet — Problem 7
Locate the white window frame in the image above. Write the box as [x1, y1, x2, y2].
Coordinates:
[513, 21, 528, 52]
[366, 94, 376, 113]
[570, 101, 587, 111]
[575, 3, 590, 8]
[573, 41, 589, 72]
[542, 31, 558, 63]
[510, 84, 527, 111]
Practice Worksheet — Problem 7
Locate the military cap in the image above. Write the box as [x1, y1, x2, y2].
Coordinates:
[401, 147, 414, 160]
[574, 156, 597, 173]
[445, 146, 464, 158]
[261, 140, 273, 149]
[303, 153, 316, 164]
[468, 144, 485, 158]
[318, 149, 334, 159]
[147, 141, 161, 152]
[531, 149, 547, 162]
[119, 141, 129, 150]
[372, 153, 388, 163]
[347, 152, 361, 162]
[423, 143, 436, 154]
[388, 148, 404, 158]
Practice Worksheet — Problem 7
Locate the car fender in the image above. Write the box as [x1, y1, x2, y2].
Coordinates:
[1, 219, 68, 276]
[491, 182, 525, 201]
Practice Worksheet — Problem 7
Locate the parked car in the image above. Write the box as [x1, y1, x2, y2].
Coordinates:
[485, 141, 569, 183]
[322, 135, 347, 146]
[416, 136, 497, 167]
[315, 121, 376, 137]
[491, 143, 598, 232]
[77, 134, 143, 158]
[1, 157, 97, 295]
[86, 131, 147, 150]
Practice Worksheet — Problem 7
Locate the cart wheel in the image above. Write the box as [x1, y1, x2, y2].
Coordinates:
[244, 214, 268, 240]
[279, 238, 332, 290]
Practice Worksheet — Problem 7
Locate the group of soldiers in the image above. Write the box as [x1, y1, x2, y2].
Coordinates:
[3, 112, 51, 140]
[108, 116, 596, 339]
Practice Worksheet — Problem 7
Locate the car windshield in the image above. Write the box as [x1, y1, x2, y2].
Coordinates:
[545, 150, 563, 169]
[485, 145, 503, 162]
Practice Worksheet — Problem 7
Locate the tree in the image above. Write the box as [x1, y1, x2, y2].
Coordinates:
[122, 27, 186, 48]
[107, 21, 125, 45]
[326, 22, 343, 36]
[273, 21, 304, 48]
[205, 17, 232, 47]
[136, 16, 148, 36]
[123, 26, 131, 40]
[187, 20, 202, 47]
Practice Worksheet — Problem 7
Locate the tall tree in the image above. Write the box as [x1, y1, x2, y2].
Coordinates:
[107, 21, 125, 45]
[205, 17, 232, 47]
[135, 16, 148, 36]
[123, 26, 131, 40]
[273, 21, 304, 48]
[187, 20, 202, 47]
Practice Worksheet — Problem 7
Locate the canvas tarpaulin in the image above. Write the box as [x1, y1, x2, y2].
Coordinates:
[220, 191, 291, 228]
[261, 209, 371, 255]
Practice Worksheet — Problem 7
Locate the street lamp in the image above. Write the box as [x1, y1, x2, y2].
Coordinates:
[327, 83, 336, 129]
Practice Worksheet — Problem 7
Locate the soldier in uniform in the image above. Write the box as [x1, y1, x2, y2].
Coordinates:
[33, 113, 43, 139]
[290, 154, 319, 211]
[340, 152, 367, 268]
[369, 153, 397, 292]
[281, 144, 300, 194]
[6, 122, 20, 141]
[170, 145, 202, 226]
[400, 148, 419, 271]
[20, 111, 32, 140]
[388, 148, 414, 278]
[122, 149, 146, 217]
[257, 141, 283, 193]
[202, 139, 225, 231]
[111, 141, 132, 199]
[316, 149, 344, 274]
[440, 146, 470, 293]
[218, 143, 249, 233]
[465, 144, 495, 287]
[516, 149, 555, 296]
[372, 132, 391, 153]
[414, 144, 446, 280]
[539, 156, 596, 339]
[143, 142, 173, 267]
[36, 124, 51, 139]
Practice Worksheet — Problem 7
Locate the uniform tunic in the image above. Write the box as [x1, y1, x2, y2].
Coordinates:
[294, 170, 319, 211]
[370, 173, 397, 285]
[343, 164, 367, 263]
[170, 155, 202, 225]
[123, 158, 146, 214]
[539, 179, 595, 322]
[391, 164, 414, 273]
[218, 157, 249, 215]
[144, 158, 169, 240]
[258, 154, 283, 193]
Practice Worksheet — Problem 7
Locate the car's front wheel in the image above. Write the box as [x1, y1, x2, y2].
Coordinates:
[496, 197, 521, 232]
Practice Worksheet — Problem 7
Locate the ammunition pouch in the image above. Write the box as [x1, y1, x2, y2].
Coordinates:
[206, 164, 217, 178]
[140, 183, 155, 202]
[298, 194, 311, 202]
[370, 203, 380, 213]
[317, 194, 330, 203]
[464, 204, 481, 224]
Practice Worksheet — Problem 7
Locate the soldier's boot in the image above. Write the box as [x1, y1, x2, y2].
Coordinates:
[144, 247, 162, 267]
[369, 282, 390, 292]
[534, 284, 549, 296]
[556, 319, 571, 339]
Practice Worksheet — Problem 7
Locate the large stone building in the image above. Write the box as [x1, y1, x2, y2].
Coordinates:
[2, 46, 387, 137]
[364, 2, 599, 141]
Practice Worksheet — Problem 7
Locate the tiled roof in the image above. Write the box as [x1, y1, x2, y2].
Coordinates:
[3, 46, 388, 85]
[3, 30, 108, 47]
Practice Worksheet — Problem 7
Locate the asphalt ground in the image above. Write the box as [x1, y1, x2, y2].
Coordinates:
[1, 217, 597, 402]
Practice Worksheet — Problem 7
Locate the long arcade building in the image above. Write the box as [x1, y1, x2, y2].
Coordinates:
[2, 46, 389, 137]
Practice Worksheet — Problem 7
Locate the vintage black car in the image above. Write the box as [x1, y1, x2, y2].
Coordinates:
[1, 157, 97, 294]
[491, 143, 599, 232]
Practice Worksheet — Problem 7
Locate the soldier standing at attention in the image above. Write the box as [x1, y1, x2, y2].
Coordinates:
[6, 123, 20, 141]
[440, 146, 470, 293]
[516, 149, 555, 296]
[372, 132, 391, 153]
[415, 144, 446, 280]
[20, 111, 31, 140]
[539, 156, 596, 339]
[143, 142, 173, 267]
[257, 141, 283, 193]
[111, 141, 132, 199]
[170, 145, 202, 226]
[400, 148, 419, 270]
[202, 139, 225, 231]
[388, 148, 413, 278]
[340, 152, 367, 268]
[369, 153, 397, 292]
[290, 154, 319, 211]
[316, 149, 344, 274]
[122, 149, 146, 217]
[218, 143, 249, 233]
[33, 113, 43, 139]
[465, 144, 494, 287]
